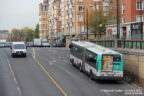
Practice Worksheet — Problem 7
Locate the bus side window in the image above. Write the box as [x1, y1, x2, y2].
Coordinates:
[85, 50, 97, 68]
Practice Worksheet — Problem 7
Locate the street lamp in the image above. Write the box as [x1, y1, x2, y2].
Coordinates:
[94, 0, 98, 38]
[77, 13, 82, 40]
[55, 18, 58, 42]
[117, 0, 120, 39]
[140, 0, 143, 40]
[86, 8, 89, 41]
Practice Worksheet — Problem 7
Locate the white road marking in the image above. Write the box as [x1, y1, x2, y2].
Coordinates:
[49, 60, 56, 65]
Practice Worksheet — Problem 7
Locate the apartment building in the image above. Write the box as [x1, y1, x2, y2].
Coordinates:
[39, 0, 49, 39]
[106, 0, 144, 40]
[39, 0, 110, 43]
[48, 0, 61, 41]
[0, 30, 10, 40]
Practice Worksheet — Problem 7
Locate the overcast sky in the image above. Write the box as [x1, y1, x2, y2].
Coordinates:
[0, 0, 43, 31]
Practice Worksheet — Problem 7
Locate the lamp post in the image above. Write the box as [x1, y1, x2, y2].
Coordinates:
[86, 8, 89, 41]
[56, 18, 58, 42]
[140, 0, 143, 40]
[94, 0, 97, 38]
[83, 7, 86, 40]
[68, 13, 71, 40]
[117, 0, 120, 39]
[77, 13, 82, 40]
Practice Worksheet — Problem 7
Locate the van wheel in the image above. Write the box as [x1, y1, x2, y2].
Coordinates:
[89, 70, 93, 80]
[11, 54, 14, 57]
[70, 59, 72, 63]
[79, 64, 82, 72]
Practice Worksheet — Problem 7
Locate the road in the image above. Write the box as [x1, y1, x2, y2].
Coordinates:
[0, 47, 143, 96]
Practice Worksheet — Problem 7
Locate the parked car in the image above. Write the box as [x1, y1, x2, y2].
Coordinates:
[55, 43, 63, 47]
[42, 41, 50, 47]
[0, 42, 5, 47]
[50, 43, 55, 47]
[11, 42, 27, 57]
[4, 42, 12, 47]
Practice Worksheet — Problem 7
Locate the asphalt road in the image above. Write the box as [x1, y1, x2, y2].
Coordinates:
[0, 47, 143, 96]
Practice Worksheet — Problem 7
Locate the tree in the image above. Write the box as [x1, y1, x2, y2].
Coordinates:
[11, 28, 21, 41]
[85, 6, 122, 38]
[11, 27, 34, 42]
[22, 27, 34, 42]
[86, 9, 107, 38]
[34, 24, 40, 38]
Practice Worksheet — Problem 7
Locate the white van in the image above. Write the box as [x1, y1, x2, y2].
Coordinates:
[11, 42, 27, 57]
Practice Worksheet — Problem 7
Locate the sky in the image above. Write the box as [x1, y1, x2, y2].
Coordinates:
[0, 0, 43, 31]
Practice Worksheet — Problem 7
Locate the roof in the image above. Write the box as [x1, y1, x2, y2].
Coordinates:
[71, 41, 120, 55]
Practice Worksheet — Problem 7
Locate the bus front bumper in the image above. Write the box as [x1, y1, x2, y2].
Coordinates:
[94, 76, 123, 80]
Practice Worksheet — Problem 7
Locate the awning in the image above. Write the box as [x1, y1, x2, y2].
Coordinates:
[72, 35, 80, 40]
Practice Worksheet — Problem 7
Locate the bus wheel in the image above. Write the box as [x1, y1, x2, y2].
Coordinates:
[89, 70, 93, 80]
[71, 59, 75, 67]
[79, 64, 82, 72]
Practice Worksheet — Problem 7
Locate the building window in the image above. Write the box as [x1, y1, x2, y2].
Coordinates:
[78, 0, 83, 2]
[122, 3, 125, 14]
[136, 15, 144, 22]
[79, 15, 83, 22]
[42, 12, 45, 16]
[122, 17, 125, 23]
[58, 9, 61, 14]
[43, 24, 45, 28]
[79, 6, 84, 12]
[136, 1, 143, 10]
[43, 18, 46, 21]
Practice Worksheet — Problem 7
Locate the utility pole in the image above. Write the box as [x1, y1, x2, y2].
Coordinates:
[68, 3, 71, 41]
[83, 7, 86, 40]
[140, 0, 143, 40]
[94, 1, 97, 38]
[80, 21, 82, 40]
[56, 18, 58, 42]
[86, 8, 89, 41]
[117, 0, 120, 39]
[69, 21, 70, 40]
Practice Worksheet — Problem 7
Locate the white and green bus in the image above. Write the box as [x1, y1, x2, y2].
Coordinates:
[69, 41, 123, 80]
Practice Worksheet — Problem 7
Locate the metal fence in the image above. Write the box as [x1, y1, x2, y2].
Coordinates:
[90, 40, 144, 49]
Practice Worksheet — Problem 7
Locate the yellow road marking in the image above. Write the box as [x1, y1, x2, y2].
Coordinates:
[14, 78, 16, 81]
[11, 70, 13, 73]
[17, 86, 20, 91]
[32, 48, 67, 96]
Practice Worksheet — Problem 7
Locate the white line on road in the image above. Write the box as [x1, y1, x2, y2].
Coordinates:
[6, 58, 23, 96]
[49, 60, 56, 65]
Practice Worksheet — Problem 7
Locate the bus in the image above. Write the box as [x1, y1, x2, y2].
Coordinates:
[69, 41, 123, 80]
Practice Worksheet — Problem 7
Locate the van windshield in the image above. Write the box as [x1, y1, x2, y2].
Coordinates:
[43, 41, 48, 43]
[13, 44, 25, 49]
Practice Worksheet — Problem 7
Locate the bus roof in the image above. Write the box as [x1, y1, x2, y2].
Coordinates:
[71, 41, 121, 55]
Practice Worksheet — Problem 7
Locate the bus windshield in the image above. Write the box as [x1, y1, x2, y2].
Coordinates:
[113, 55, 121, 62]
